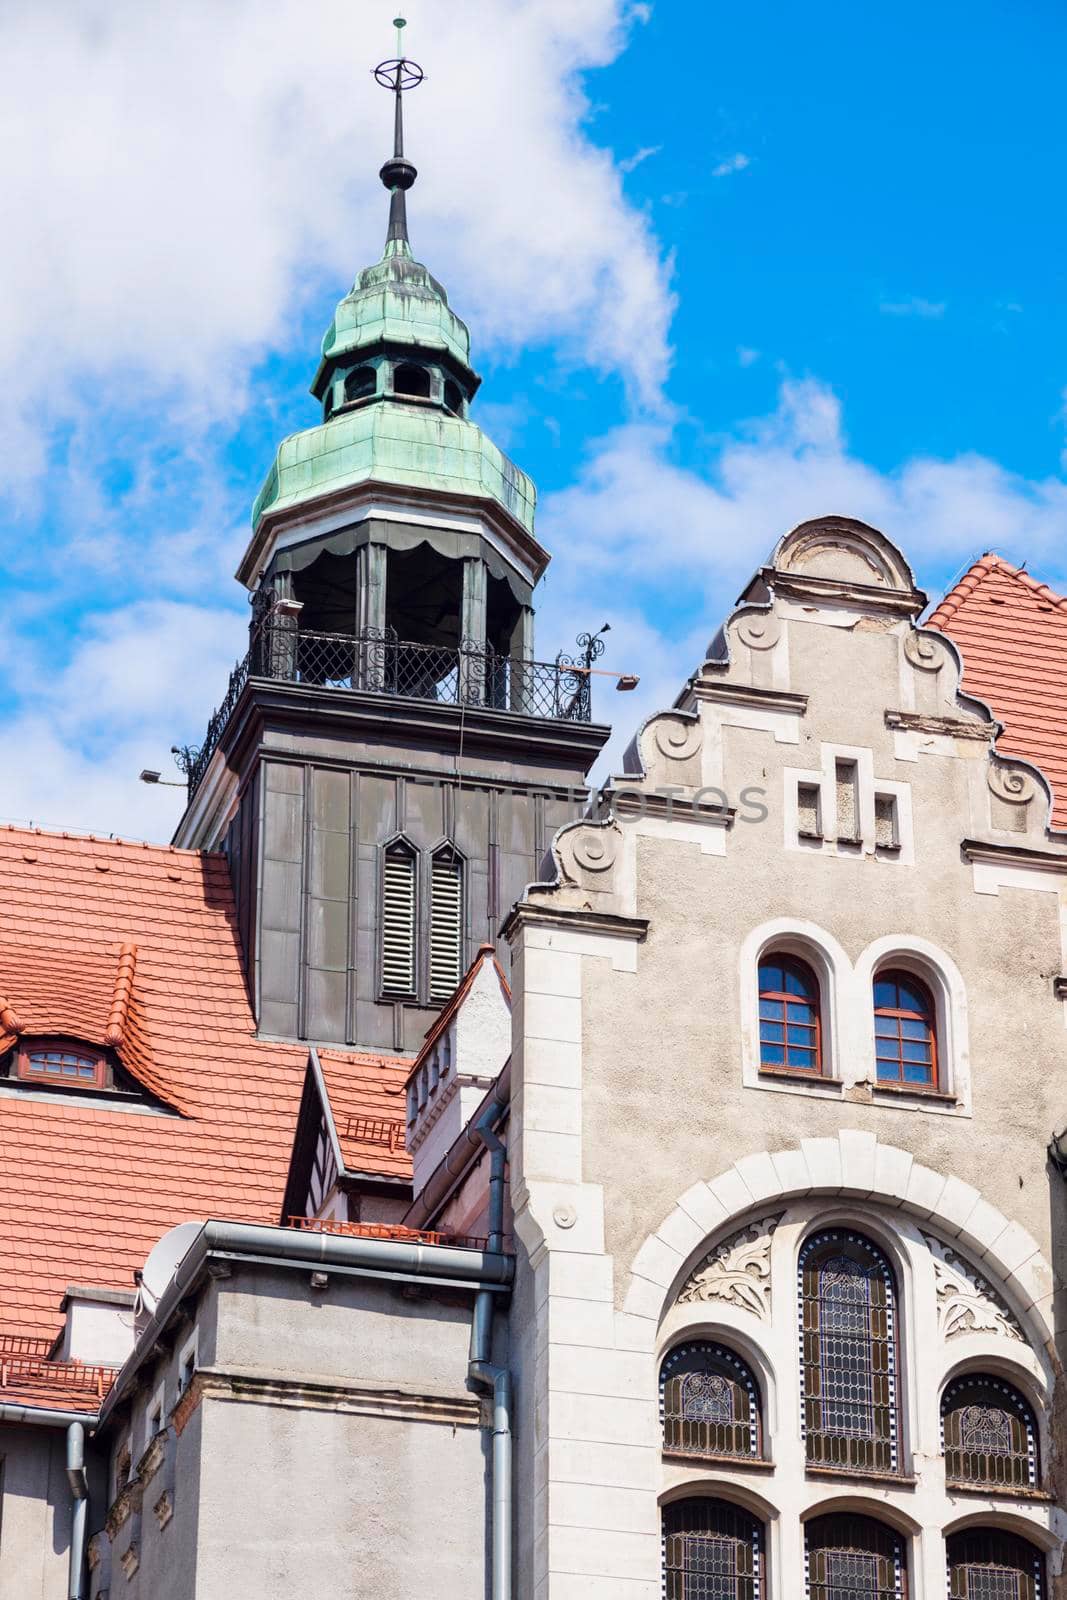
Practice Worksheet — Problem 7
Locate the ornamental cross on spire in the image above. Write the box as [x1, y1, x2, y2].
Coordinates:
[374, 16, 424, 248]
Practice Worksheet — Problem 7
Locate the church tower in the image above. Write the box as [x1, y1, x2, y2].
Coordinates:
[173, 27, 609, 1052]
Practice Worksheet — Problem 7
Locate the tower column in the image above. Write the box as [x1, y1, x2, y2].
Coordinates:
[356, 540, 388, 689]
[510, 605, 534, 713]
[461, 556, 487, 705]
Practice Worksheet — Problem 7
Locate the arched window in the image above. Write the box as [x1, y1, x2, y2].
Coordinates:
[660, 1343, 762, 1460]
[757, 953, 821, 1074]
[663, 1499, 762, 1600]
[344, 365, 376, 404]
[15, 1038, 108, 1090]
[873, 968, 937, 1088]
[393, 362, 431, 398]
[443, 378, 464, 415]
[381, 842, 417, 997]
[805, 1514, 907, 1599]
[942, 1375, 1039, 1490]
[947, 1529, 1045, 1599]
[799, 1230, 900, 1474]
[429, 846, 464, 1002]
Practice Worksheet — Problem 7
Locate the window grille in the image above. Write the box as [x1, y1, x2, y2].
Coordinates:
[947, 1530, 1044, 1599]
[662, 1499, 761, 1600]
[942, 1376, 1038, 1490]
[873, 970, 937, 1088]
[805, 1514, 906, 1599]
[660, 1343, 761, 1460]
[758, 954, 821, 1074]
[799, 1231, 900, 1474]
[381, 849, 417, 996]
[429, 851, 463, 1001]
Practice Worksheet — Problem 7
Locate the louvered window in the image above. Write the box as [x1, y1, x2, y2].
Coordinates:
[430, 851, 463, 1001]
[381, 849, 417, 996]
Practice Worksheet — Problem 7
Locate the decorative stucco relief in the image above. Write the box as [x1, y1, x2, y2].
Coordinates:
[734, 612, 782, 652]
[922, 1232, 1023, 1342]
[987, 760, 1040, 808]
[676, 1214, 783, 1319]
[568, 825, 619, 876]
[651, 714, 702, 763]
[903, 629, 950, 672]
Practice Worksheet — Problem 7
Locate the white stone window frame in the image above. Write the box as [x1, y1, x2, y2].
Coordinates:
[740, 920, 847, 1098]
[176, 1330, 198, 1397]
[741, 923, 972, 1117]
[144, 1377, 166, 1452]
[783, 742, 914, 866]
[657, 1199, 1056, 1593]
[854, 935, 972, 1116]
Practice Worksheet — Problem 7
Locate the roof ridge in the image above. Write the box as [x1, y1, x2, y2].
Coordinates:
[104, 944, 138, 1047]
[926, 552, 1001, 630]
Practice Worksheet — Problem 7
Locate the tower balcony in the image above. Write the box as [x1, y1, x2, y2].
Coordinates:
[181, 620, 602, 799]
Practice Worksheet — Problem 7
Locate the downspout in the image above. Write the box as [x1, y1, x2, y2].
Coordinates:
[66, 1421, 88, 1600]
[467, 1079, 512, 1600]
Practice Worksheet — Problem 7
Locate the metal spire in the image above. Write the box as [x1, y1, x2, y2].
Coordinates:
[374, 17, 424, 251]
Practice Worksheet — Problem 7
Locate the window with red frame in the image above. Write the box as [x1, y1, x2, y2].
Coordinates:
[15, 1039, 108, 1090]
[873, 971, 937, 1088]
[758, 954, 821, 1074]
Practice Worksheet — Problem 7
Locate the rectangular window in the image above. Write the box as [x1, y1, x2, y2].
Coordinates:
[145, 1381, 165, 1450]
[834, 760, 859, 843]
[797, 782, 823, 839]
[177, 1332, 198, 1398]
[874, 793, 899, 850]
[429, 855, 463, 1001]
[381, 852, 417, 996]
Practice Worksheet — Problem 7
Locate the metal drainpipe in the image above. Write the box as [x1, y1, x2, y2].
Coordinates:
[66, 1421, 88, 1600]
[468, 1088, 512, 1600]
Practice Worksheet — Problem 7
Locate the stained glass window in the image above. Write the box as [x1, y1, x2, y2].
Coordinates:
[942, 1376, 1038, 1489]
[800, 1232, 899, 1474]
[806, 1514, 905, 1600]
[663, 1499, 762, 1600]
[660, 1343, 761, 1459]
[947, 1529, 1044, 1599]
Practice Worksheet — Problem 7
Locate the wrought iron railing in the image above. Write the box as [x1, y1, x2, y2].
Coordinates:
[177, 621, 596, 795]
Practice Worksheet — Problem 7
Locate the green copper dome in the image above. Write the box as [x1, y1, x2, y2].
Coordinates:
[311, 238, 477, 400]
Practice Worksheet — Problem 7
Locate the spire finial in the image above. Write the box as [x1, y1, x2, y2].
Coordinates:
[374, 18, 424, 252]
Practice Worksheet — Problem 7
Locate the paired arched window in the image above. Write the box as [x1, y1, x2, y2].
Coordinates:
[662, 1499, 762, 1600]
[873, 969, 937, 1088]
[757, 954, 821, 1074]
[947, 1529, 1045, 1598]
[805, 1514, 907, 1599]
[799, 1230, 900, 1474]
[344, 365, 376, 404]
[393, 361, 432, 399]
[942, 1375, 1039, 1490]
[660, 1342, 762, 1460]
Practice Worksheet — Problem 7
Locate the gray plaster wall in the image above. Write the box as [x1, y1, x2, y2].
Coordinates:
[581, 613, 1067, 1286]
[95, 1264, 493, 1600]
[0, 1425, 71, 1598]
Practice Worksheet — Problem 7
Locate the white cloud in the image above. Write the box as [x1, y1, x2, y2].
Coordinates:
[0, 0, 674, 484]
[619, 144, 661, 173]
[712, 153, 751, 178]
[880, 297, 947, 319]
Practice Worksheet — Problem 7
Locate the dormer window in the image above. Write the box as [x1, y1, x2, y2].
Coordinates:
[16, 1038, 108, 1090]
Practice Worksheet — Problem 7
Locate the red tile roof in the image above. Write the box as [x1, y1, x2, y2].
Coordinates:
[0, 826, 409, 1351]
[929, 554, 1067, 829]
[317, 1048, 411, 1179]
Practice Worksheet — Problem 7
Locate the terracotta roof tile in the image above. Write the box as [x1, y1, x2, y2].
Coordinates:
[929, 553, 1067, 829]
[317, 1049, 412, 1178]
[0, 826, 409, 1350]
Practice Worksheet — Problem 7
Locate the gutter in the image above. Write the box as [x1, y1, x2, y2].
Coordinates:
[66, 1421, 88, 1600]
[467, 1076, 513, 1600]
[99, 1217, 513, 1430]
[0, 1409, 93, 1600]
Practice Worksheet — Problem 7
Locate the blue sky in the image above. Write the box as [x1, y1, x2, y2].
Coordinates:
[2, 0, 1066, 839]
